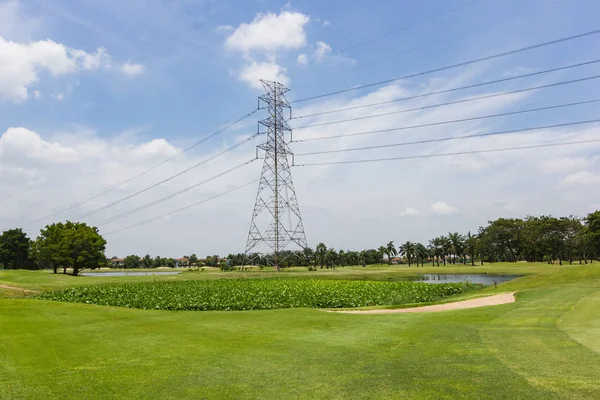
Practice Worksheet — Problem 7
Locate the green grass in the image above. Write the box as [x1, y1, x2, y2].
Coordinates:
[1, 262, 599, 399]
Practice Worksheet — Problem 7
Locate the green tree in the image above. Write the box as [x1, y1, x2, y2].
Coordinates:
[415, 243, 428, 267]
[35, 223, 70, 273]
[465, 231, 478, 266]
[189, 254, 199, 266]
[399, 241, 416, 267]
[0, 228, 32, 269]
[123, 255, 141, 269]
[377, 246, 386, 264]
[63, 222, 107, 276]
[142, 254, 153, 268]
[384, 241, 397, 265]
[315, 243, 327, 269]
[447, 232, 464, 264]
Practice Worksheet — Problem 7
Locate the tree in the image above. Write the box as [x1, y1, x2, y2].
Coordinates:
[429, 237, 444, 266]
[377, 246, 386, 264]
[315, 243, 327, 269]
[465, 232, 478, 266]
[142, 254, 153, 268]
[123, 255, 141, 269]
[415, 243, 428, 267]
[399, 241, 416, 266]
[0, 228, 32, 269]
[35, 223, 70, 273]
[189, 254, 199, 266]
[384, 241, 397, 265]
[447, 232, 464, 264]
[63, 222, 107, 276]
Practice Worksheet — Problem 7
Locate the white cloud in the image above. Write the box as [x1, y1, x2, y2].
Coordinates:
[120, 61, 144, 76]
[323, 20, 330, 27]
[238, 61, 289, 89]
[0, 36, 110, 102]
[400, 207, 420, 217]
[313, 41, 331, 62]
[33, 90, 41, 99]
[430, 202, 458, 215]
[225, 11, 310, 54]
[215, 25, 233, 34]
[540, 157, 590, 173]
[297, 53, 308, 65]
[0, 127, 78, 163]
[53, 93, 64, 101]
[562, 171, 600, 186]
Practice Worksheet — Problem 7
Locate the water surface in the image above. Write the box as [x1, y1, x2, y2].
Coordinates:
[415, 273, 521, 285]
[81, 271, 181, 277]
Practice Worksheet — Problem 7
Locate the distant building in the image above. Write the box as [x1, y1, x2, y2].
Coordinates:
[109, 258, 125, 267]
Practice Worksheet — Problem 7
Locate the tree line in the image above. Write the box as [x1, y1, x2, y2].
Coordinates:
[227, 211, 600, 268]
[0, 222, 106, 275]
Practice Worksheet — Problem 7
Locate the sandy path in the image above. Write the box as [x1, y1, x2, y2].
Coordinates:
[331, 292, 516, 314]
[0, 284, 38, 293]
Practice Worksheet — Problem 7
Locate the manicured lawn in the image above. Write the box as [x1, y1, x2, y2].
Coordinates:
[1, 263, 599, 399]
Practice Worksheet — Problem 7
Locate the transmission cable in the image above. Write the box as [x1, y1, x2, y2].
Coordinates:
[298, 0, 564, 90]
[22, 108, 259, 226]
[293, 98, 600, 143]
[294, 139, 600, 167]
[102, 180, 259, 235]
[91, 159, 258, 227]
[292, 59, 600, 120]
[72, 132, 263, 221]
[295, 119, 600, 157]
[293, 75, 600, 130]
[291, 28, 600, 104]
[341, 0, 484, 52]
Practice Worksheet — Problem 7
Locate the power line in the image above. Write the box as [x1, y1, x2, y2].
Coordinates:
[102, 180, 259, 235]
[292, 59, 600, 120]
[295, 119, 600, 156]
[291, 28, 600, 104]
[297, 0, 564, 90]
[294, 139, 600, 166]
[293, 98, 600, 143]
[341, 0, 484, 52]
[72, 132, 262, 221]
[92, 159, 258, 227]
[292, 75, 600, 130]
[23, 108, 259, 226]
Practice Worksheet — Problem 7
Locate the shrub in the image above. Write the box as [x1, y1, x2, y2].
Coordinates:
[37, 279, 476, 311]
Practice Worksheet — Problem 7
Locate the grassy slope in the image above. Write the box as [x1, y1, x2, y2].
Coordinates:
[1, 263, 599, 399]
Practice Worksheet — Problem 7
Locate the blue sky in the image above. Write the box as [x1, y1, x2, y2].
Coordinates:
[1, 0, 599, 257]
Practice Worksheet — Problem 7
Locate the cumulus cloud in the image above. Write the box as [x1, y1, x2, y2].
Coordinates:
[0, 127, 78, 163]
[120, 61, 144, 76]
[238, 61, 289, 89]
[225, 11, 310, 54]
[430, 202, 458, 216]
[563, 171, 600, 186]
[400, 207, 420, 217]
[0, 36, 110, 102]
[297, 53, 308, 65]
[313, 41, 331, 62]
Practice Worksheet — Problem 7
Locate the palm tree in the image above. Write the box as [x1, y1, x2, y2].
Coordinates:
[315, 243, 327, 269]
[448, 232, 464, 264]
[359, 250, 368, 267]
[399, 241, 416, 266]
[303, 247, 315, 267]
[377, 246, 386, 264]
[429, 237, 444, 266]
[326, 248, 338, 269]
[440, 235, 451, 265]
[384, 241, 397, 265]
[415, 243, 428, 267]
[465, 232, 477, 266]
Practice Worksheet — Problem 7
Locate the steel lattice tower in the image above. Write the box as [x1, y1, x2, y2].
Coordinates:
[244, 80, 308, 269]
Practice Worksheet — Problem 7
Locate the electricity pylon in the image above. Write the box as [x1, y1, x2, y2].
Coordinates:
[244, 80, 308, 270]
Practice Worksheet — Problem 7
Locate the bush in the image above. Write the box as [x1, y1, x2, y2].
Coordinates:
[37, 279, 476, 311]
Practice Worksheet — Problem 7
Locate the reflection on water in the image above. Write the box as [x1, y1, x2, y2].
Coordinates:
[81, 271, 181, 277]
[416, 274, 521, 285]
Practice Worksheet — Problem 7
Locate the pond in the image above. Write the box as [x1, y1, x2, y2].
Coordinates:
[81, 271, 181, 277]
[414, 274, 521, 285]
